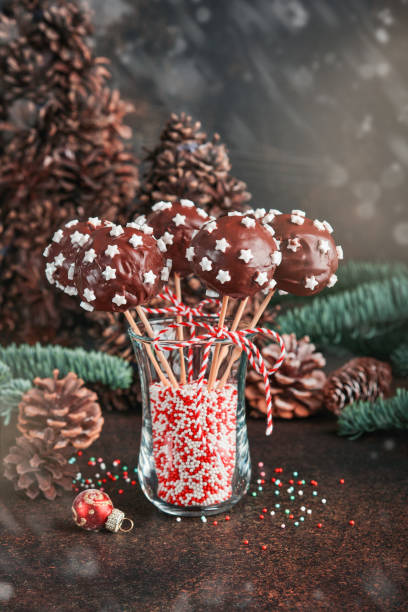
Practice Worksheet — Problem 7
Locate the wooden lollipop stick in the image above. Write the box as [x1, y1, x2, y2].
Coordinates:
[218, 289, 276, 389]
[214, 296, 248, 376]
[207, 295, 229, 391]
[124, 311, 170, 388]
[136, 306, 179, 389]
[174, 273, 186, 385]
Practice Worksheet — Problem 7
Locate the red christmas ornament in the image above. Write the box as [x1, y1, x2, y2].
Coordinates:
[72, 489, 133, 533]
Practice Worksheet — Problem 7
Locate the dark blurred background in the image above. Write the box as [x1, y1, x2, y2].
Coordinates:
[86, 0, 408, 262]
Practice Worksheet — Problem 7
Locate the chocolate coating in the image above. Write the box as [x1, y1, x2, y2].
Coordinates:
[191, 214, 280, 299]
[43, 218, 105, 295]
[74, 225, 166, 312]
[147, 200, 209, 275]
[272, 212, 339, 296]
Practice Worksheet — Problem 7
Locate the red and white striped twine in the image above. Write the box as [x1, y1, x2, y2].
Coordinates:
[153, 320, 286, 436]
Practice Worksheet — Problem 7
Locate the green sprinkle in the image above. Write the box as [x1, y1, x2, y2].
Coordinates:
[301, 480, 305, 485]
[293, 472, 298, 477]
[90, 457, 95, 461]
[275, 490, 280, 496]
[290, 495, 295, 501]
[285, 509, 290, 515]
[275, 503, 280, 508]
[252, 492, 257, 497]
[68, 457, 76, 464]
[300, 517, 305, 522]
[134, 467, 138, 472]
[258, 486, 263, 491]
[294, 521, 299, 526]
[123, 465, 128, 471]
[72, 479, 76, 484]
[313, 491, 318, 496]
[275, 479, 281, 485]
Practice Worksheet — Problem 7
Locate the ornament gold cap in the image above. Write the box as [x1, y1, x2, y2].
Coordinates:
[105, 508, 134, 533]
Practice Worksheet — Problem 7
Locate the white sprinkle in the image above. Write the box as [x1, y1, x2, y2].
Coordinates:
[65, 219, 79, 228]
[83, 248, 96, 263]
[152, 201, 172, 211]
[173, 213, 186, 226]
[205, 289, 219, 298]
[291, 213, 305, 225]
[287, 238, 301, 252]
[307, 509, 312, 515]
[321, 498, 327, 504]
[305, 276, 318, 290]
[180, 199, 194, 208]
[176, 517, 182, 522]
[161, 266, 170, 282]
[88, 217, 102, 227]
[323, 220, 334, 233]
[318, 239, 330, 255]
[255, 271, 268, 286]
[327, 274, 338, 288]
[102, 266, 116, 281]
[196, 208, 208, 218]
[263, 223, 275, 236]
[239, 249, 253, 264]
[52, 229, 64, 243]
[71, 231, 89, 247]
[134, 215, 147, 225]
[141, 224, 154, 235]
[68, 264, 75, 280]
[54, 253, 65, 266]
[126, 222, 140, 229]
[105, 244, 120, 258]
[336, 245, 344, 260]
[186, 246, 195, 262]
[43, 245, 51, 258]
[263, 212, 276, 224]
[205, 221, 217, 233]
[313, 219, 326, 231]
[241, 216, 255, 228]
[129, 234, 143, 248]
[216, 269, 231, 284]
[300, 506, 306, 512]
[144, 270, 157, 285]
[227, 211, 242, 217]
[271, 251, 282, 265]
[162, 232, 174, 245]
[281, 523, 286, 529]
[80, 301, 94, 312]
[64, 286, 77, 296]
[112, 293, 127, 307]
[157, 238, 167, 252]
[270, 510, 275, 516]
[292, 209, 305, 217]
[110, 224, 124, 237]
[278, 290, 288, 295]
[199, 257, 212, 272]
[298, 490, 303, 496]
[45, 262, 56, 284]
[253, 208, 266, 218]
[84, 288, 96, 302]
[215, 238, 230, 253]
[200, 515, 207, 523]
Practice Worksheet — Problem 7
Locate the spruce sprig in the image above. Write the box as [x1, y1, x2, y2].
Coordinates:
[0, 361, 31, 426]
[391, 343, 408, 378]
[338, 389, 408, 439]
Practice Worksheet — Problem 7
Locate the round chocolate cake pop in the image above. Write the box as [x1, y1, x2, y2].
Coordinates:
[190, 213, 281, 299]
[271, 210, 343, 296]
[74, 223, 168, 312]
[43, 218, 106, 296]
[146, 200, 210, 275]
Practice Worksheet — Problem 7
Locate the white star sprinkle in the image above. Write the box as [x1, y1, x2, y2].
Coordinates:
[110, 225, 124, 237]
[43, 245, 50, 258]
[264, 224, 275, 236]
[80, 301, 94, 312]
[162, 232, 174, 245]
[216, 269, 231, 284]
[54, 253, 65, 266]
[173, 213, 186, 226]
[263, 211, 277, 224]
[292, 209, 305, 217]
[205, 221, 217, 233]
[271, 209, 282, 216]
[129, 234, 143, 248]
[206, 289, 219, 298]
[152, 201, 172, 211]
[102, 266, 116, 281]
[287, 238, 301, 252]
[228, 211, 242, 217]
[180, 199, 194, 208]
[271, 251, 282, 265]
[199, 257, 212, 272]
[255, 271, 268, 286]
[88, 217, 102, 227]
[84, 288, 96, 301]
[112, 294, 127, 307]
[313, 219, 325, 231]
[327, 274, 338, 288]
[196, 208, 208, 218]
[68, 264, 75, 280]
[52, 229, 64, 243]
[64, 286, 77, 296]
[239, 249, 253, 264]
[323, 220, 333, 233]
[126, 222, 140, 229]
[161, 266, 170, 282]
[71, 231, 89, 247]
[144, 270, 157, 285]
[305, 276, 318, 290]
[336, 245, 344, 260]
[135, 215, 146, 225]
[83, 248, 96, 263]
[318, 239, 330, 255]
[65, 219, 78, 228]
[105, 244, 120, 258]
[241, 216, 255, 228]
[253, 208, 266, 219]
[291, 213, 305, 225]
[141, 224, 154, 235]
[157, 238, 167, 252]
[186, 247, 195, 262]
[215, 238, 230, 253]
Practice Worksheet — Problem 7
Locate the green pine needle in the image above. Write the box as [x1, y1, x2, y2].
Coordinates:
[391, 343, 408, 378]
[338, 389, 408, 439]
[0, 361, 31, 426]
[0, 343, 133, 390]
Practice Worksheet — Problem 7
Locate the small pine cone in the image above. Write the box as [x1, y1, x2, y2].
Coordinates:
[3, 428, 74, 500]
[18, 370, 104, 450]
[246, 333, 327, 419]
[323, 357, 392, 415]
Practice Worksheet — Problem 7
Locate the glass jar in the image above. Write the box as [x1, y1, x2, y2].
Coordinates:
[129, 316, 251, 517]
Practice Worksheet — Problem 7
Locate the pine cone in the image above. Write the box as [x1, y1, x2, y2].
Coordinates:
[3, 428, 74, 500]
[246, 333, 327, 419]
[323, 357, 392, 416]
[138, 112, 251, 217]
[18, 369, 104, 449]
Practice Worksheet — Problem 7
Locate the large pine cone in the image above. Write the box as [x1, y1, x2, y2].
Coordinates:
[323, 357, 392, 415]
[246, 333, 327, 419]
[18, 369, 103, 449]
[3, 428, 74, 500]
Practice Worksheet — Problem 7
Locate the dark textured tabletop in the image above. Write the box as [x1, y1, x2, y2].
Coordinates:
[1, 409, 407, 611]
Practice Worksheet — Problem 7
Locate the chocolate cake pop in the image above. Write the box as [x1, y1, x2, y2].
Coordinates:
[271, 210, 343, 296]
[146, 200, 210, 276]
[74, 223, 168, 312]
[43, 218, 106, 295]
[190, 213, 281, 299]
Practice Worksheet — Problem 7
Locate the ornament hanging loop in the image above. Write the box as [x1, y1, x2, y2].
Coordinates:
[119, 517, 134, 532]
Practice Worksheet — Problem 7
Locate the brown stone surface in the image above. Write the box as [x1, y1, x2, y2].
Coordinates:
[0, 411, 407, 611]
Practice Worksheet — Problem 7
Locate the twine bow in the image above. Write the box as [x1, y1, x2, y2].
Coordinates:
[153, 320, 286, 435]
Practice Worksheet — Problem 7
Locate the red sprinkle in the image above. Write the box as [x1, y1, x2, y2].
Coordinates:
[349, 520, 355, 526]
[225, 515, 231, 521]
[262, 508, 267, 513]
[77, 451, 83, 456]
[317, 523, 322, 529]
[261, 544, 267, 551]
[271, 477, 276, 483]
[260, 479, 265, 484]
[259, 514, 265, 520]
[274, 467, 283, 473]
[243, 539, 249, 545]
[118, 489, 124, 494]
[289, 479, 294, 485]
[131, 480, 136, 485]
[213, 520, 218, 526]
[278, 482, 283, 488]
[310, 480, 318, 486]
[289, 514, 294, 520]
[340, 478, 345, 484]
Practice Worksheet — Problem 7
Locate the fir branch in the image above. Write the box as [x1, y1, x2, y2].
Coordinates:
[276, 276, 408, 352]
[338, 389, 408, 439]
[391, 343, 408, 378]
[0, 344, 133, 390]
[0, 361, 31, 426]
